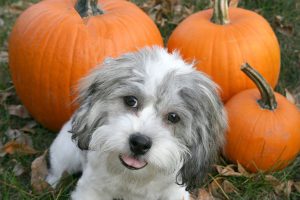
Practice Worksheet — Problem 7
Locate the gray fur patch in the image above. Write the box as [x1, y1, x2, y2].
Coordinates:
[71, 53, 147, 150]
[153, 70, 227, 191]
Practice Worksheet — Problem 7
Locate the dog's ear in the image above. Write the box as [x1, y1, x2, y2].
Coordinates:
[177, 71, 227, 192]
[70, 55, 143, 150]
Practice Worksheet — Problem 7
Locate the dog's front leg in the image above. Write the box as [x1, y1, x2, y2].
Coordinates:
[71, 167, 112, 200]
[46, 120, 86, 187]
[160, 184, 190, 200]
[71, 186, 111, 200]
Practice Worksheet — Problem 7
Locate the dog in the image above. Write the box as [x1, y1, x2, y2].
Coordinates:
[46, 46, 227, 200]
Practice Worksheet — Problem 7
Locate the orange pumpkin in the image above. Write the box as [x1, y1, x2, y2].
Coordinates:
[167, 0, 280, 101]
[224, 63, 300, 172]
[9, 0, 163, 131]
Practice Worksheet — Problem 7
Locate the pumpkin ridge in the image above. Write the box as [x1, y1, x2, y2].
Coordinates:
[67, 26, 80, 112]
[242, 22, 278, 84]
[29, 13, 69, 120]
[226, 25, 245, 96]
[238, 110, 264, 162]
[19, 9, 50, 36]
[46, 15, 78, 126]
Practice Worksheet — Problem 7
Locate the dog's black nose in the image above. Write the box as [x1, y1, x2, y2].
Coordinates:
[129, 133, 152, 155]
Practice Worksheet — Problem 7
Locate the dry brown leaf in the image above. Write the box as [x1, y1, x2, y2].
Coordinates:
[13, 162, 25, 176]
[292, 86, 300, 109]
[285, 89, 296, 104]
[31, 150, 52, 193]
[0, 51, 8, 63]
[208, 177, 228, 199]
[215, 164, 241, 177]
[274, 15, 294, 37]
[197, 188, 214, 200]
[229, 0, 239, 7]
[0, 91, 13, 104]
[5, 128, 33, 146]
[284, 180, 293, 198]
[274, 182, 285, 194]
[20, 121, 38, 134]
[0, 18, 4, 27]
[265, 175, 281, 187]
[8, 105, 30, 119]
[294, 182, 300, 192]
[277, 25, 294, 37]
[223, 180, 237, 194]
[237, 162, 253, 177]
[2, 141, 37, 155]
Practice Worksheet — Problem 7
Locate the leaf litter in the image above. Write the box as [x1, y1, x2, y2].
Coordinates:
[31, 150, 52, 193]
[1, 128, 37, 155]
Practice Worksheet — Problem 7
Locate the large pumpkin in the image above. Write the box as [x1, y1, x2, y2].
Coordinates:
[9, 0, 163, 131]
[224, 63, 300, 172]
[167, 0, 280, 101]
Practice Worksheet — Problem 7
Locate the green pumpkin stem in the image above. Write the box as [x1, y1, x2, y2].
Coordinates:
[241, 63, 277, 110]
[75, 0, 103, 18]
[211, 0, 230, 25]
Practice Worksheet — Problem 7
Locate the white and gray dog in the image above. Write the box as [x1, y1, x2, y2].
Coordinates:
[46, 46, 227, 200]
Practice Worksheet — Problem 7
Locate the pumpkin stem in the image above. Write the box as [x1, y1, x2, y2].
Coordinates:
[211, 0, 230, 25]
[241, 63, 277, 110]
[75, 0, 104, 18]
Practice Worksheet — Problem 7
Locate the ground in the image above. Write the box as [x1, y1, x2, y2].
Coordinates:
[0, 0, 299, 199]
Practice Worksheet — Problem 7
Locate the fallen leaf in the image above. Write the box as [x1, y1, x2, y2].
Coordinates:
[237, 162, 253, 177]
[5, 128, 33, 147]
[2, 141, 38, 155]
[208, 177, 227, 199]
[274, 182, 285, 195]
[0, 51, 8, 63]
[197, 188, 214, 200]
[284, 180, 293, 198]
[265, 175, 281, 187]
[31, 150, 52, 193]
[8, 105, 30, 119]
[215, 164, 241, 177]
[13, 162, 25, 176]
[0, 91, 13, 105]
[277, 25, 294, 37]
[294, 182, 300, 192]
[292, 86, 300, 109]
[20, 121, 38, 134]
[223, 180, 237, 193]
[285, 89, 296, 104]
[274, 15, 294, 37]
[229, 0, 239, 7]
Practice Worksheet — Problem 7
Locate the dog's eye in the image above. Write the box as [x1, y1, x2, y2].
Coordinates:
[167, 112, 180, 124]
[124, 96, 138, 108]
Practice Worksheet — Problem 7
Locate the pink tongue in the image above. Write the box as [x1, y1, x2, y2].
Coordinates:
[121, 155, 147, 169]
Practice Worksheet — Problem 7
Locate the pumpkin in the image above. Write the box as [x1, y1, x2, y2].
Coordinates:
[9, 0, 163, 131]
[224, 63, 300, 172]
[167, 0, 280, 101]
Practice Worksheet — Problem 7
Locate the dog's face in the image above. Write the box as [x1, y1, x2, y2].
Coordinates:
[71, 47, 227, 191]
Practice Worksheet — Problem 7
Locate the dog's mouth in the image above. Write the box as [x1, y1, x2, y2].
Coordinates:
[119, 154, 148, 170]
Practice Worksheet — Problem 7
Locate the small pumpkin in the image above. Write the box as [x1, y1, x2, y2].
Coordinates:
[167, 0, 280, 101]
[224, 63, 300, 172]
[9, 0, 163, 131]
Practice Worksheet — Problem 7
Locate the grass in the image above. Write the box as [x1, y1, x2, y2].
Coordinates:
[0, 0, 300, 199]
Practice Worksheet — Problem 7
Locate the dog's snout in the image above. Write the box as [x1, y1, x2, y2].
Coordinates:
[129, 133, 152, 155]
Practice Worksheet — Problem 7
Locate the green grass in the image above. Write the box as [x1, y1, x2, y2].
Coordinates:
[1, 0, 300, 199]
